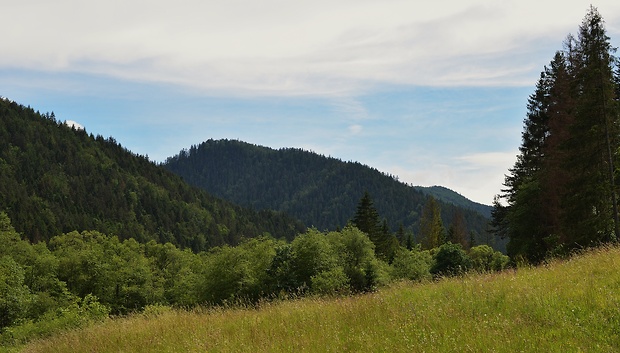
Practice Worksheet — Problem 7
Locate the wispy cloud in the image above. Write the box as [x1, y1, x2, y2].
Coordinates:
[4, 1, 618, 97]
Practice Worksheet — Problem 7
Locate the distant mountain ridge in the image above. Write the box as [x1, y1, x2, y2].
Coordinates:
[414, 186, 492, 218]
[164, 139, 497, 246]
[0, 99, 304, 250]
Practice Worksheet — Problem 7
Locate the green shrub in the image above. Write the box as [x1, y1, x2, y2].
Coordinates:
[391, 248, 432, 281]
[431, 243, 471, 277]
[469, 245, 510, 272]
[311, 267, 350, 295]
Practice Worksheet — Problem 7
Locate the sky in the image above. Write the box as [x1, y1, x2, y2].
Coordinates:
[2, 1, 620, 205]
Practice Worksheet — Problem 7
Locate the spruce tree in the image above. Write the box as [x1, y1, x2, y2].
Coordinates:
[418, 196, 445, 250]
[493, 6, 620, 261]
[351, 191, 398, 261]
[562, 6, 620, 245]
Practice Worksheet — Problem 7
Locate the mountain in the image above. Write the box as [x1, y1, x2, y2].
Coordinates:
[414, 186, 492, 218]
[0, 98, 304, 251]
[163, 139, 498, 246]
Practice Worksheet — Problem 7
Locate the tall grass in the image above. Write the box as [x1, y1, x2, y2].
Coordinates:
[21, 246, 620, 352]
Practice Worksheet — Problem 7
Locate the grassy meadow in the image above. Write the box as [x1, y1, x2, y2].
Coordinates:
[19, 246, 620, 353]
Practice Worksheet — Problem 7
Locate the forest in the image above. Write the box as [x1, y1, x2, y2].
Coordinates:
[492, 6, 620, 263]
[0, 98, 304, 251]
[163, 139, 497, 248]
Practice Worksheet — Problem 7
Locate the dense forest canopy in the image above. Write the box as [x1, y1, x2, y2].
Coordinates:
[0, 98, 304, 251]
[163, 139, 499, 249]
[492, 6, 620, 263]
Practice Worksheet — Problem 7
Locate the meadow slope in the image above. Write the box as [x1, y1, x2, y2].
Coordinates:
[21, 246, 620, 353]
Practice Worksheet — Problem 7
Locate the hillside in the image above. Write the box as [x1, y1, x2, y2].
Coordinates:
[21, 246, 620, 352]
[0, 98, 304, 251]
[415, 185, 492, 218]
[163, 139, 496, 245]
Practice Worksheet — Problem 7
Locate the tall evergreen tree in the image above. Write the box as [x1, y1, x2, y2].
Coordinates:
[352, 191, 381, 238]
[418, 196, 445, 250]
[493, 6, 620, 261]
[562, 6, 620, 245]
[351, 191, 398, 261]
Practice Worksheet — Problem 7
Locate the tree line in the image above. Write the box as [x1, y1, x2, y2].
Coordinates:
[0, 205, 508, 346]
[492, 6, 620, 263]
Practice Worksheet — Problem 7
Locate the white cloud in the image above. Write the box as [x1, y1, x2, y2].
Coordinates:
[3, 1, 619, 97]
[64, 120, 84, 130]
[381, 150, 518, 205]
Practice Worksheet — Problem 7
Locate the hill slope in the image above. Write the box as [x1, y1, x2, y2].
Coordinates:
[0, 99, 304, 250]
[163, 139, 494, 244]
[415, 185, 492, 218]
[22, 246, 620, 352]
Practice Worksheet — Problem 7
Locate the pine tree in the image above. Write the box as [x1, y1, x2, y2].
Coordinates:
[351, 192, 398, 261]
[493, 6, 620, 261]
[352, 191, 381, 238]
[447, 210, 468, 250]
[562, 6, 620, 245]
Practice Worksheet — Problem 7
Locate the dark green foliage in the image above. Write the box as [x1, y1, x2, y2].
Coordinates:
[419, 196, 445, 250]
[351, 192, 399, 261]
[0, 98, 304, 251]
[415, 186, 492, 218]
[430, 243, 471, 277]
[163, 139, 496, 248]
[493, 7, 620, 262]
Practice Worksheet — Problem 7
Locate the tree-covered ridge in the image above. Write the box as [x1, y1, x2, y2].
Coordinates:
[414, 186, 492, 218]
[493, 7, 620, 263]
[0, 98, 304, 251]
[163, 139, 496, 247]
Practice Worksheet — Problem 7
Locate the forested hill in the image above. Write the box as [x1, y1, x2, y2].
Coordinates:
[415, 186, 492, 218]
[0, 98, 304, 251]
[163, 139, 494, 243]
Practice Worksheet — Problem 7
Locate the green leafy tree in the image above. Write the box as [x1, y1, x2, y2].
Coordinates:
[290, 229, 339, 292]
[327, 226, 379, 292]
[391, 248, 432, 281]
[469, 245, 510, 272]
[0, 256, 31, 329]
[430, 243, 471, 277]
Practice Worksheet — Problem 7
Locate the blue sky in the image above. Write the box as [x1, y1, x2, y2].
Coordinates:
[2, 1, 620, 205]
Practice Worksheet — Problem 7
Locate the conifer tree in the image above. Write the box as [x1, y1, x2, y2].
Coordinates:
[418, 196, 445, 250]
[351, 191, 398, 261]
[493, 6, 620, 261]
[562, 6, 620, 245]
[352, 191, 381, 238]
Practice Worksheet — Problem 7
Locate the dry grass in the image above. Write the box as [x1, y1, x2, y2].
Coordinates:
[21, 246, 620, 352]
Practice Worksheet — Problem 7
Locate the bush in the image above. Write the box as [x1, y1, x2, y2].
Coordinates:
[469, 245, 510, 272]
[327, 226, 378, 292]
[391, 248, 432, 281]
[431, 243, 471, 277]
[311, 267, 350, 295]
[0, 294, 109, 346]
[290, 229, 338, 290]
